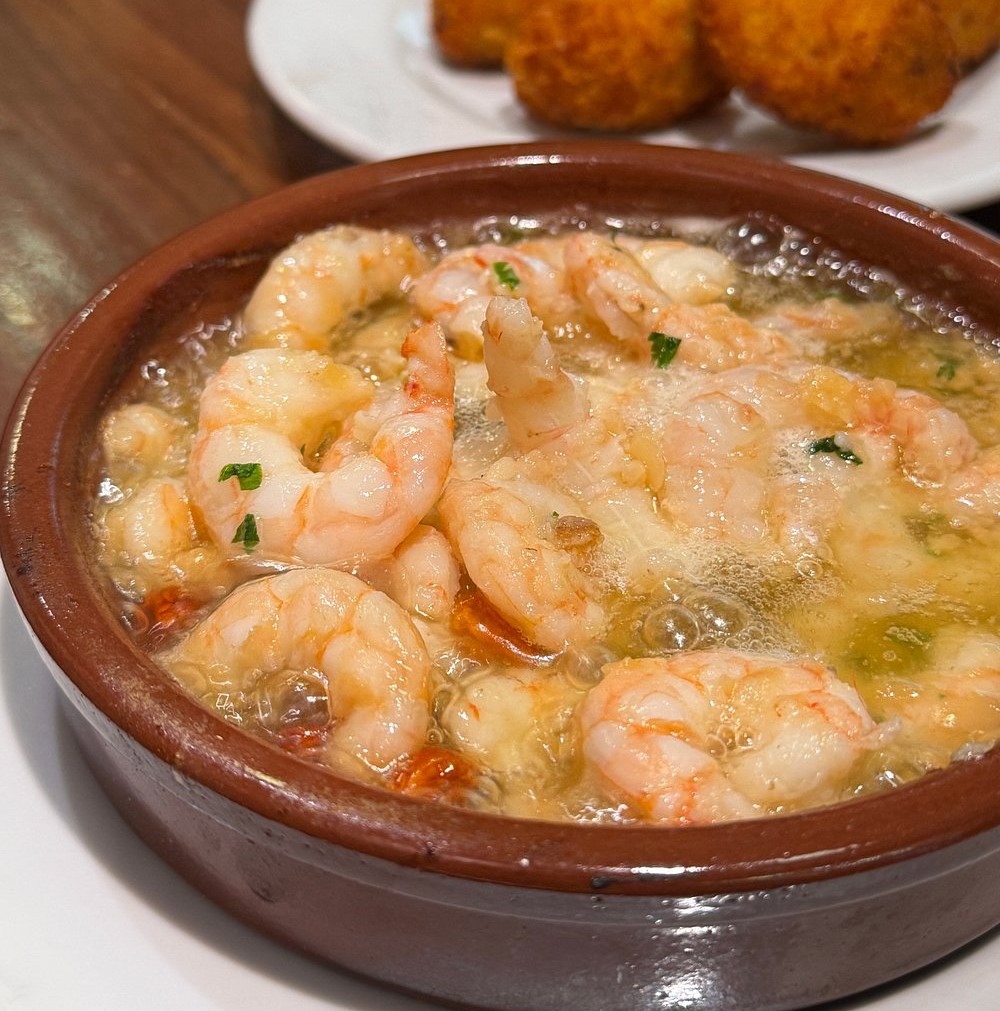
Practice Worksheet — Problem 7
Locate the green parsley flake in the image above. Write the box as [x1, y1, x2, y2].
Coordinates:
[808, 436, 863, 466]
[935, 357, 959, 382]
[232, 513, 260, 552]
[649, 331, 682, 369]
[218, 462, 263, 490]
[492, 261, 520, 290]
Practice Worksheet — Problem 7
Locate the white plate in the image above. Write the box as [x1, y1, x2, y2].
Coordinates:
[246, 0, 1000, 213]
[2, 573, 1000, 1007]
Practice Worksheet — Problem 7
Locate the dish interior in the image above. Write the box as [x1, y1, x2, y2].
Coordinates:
[5, 144, 1000, 896]
[88, 206, 1000, 831]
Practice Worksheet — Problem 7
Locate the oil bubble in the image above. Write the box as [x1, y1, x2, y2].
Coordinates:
[641, 603, 701, 653]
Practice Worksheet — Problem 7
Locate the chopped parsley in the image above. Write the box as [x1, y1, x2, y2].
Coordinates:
[935, 356, 959, 382]
[232, 513, 260, 552]
[808, 436, 863, 466]
[492, 260, 520, 290]
[649, 331, 682, 369]
[218, 462, 263, 490]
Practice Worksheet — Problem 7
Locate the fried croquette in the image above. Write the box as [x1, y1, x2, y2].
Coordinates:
[504, 0, 728, 132]
[699, 0, 960, 145]
[432, 0, 529, 68]
[933, 0, 1000, 69]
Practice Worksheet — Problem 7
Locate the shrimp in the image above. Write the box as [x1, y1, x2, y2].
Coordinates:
[100, 402, 188, 477]
[480, 295, 654, 510]
[439, 477, 606, 652]
[751, 296, 905, 351]
[809, 373, 980, 486]
[611, 235, 738, 306]
[160, 567, 432, 780]
[633, 362, 989, 564]
[409, 239, 577, 358]
[793, 367, 997, 535]
[102, 477, 199, 582]
[580, 650, 886, 824]
[478, 295, 671, 585]
[188, 322, 455, 566]
[98, 406, 241, 609]
[242, 225, 429, 350]
[699, 363, 980, 489]
[436, 665, 580, 817]
[355, 523, 461, 622]
[99, 403, 201, 588]
[482, 295, 588, 451]
[626, 365, 842, 555]
[657, 387, 774, 544]
[563, 232, 795, 370]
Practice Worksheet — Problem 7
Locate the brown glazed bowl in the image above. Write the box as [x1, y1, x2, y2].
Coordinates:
[2, 142, 1000, 1011]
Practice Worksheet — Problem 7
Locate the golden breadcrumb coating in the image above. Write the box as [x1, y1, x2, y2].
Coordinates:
[699, 0, 960, 145]
[432, 0, 530, 68]
[504, 0, 728, 132]
[932, 0, 1000, 69]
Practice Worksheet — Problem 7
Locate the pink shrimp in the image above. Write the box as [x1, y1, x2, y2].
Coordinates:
[188, 322, 454, 566]
[580, 650, 887, 824]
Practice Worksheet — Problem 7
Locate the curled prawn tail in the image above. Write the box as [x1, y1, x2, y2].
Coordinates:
[439, 477, 606, 653]
[364, 320, 455, 552]
[482, 296, 589, 451]
[401, 320, 456, 415]
[160, 567, 433, 781]
[358, 320, 456, 518]
[242, 225, 429, 350]
[307, 320, 456, 564]
[564, 232, 795, 371]
[564, 232, 663, 347]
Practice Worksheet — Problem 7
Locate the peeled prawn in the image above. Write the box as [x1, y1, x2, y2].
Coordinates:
[100, 402, 188, 476]
[643, 363, 990, 559]
[243, 224, 428, 349]
[482, 296, 588, 451]
[103, 476, 199, 585]
[443, 298, 667, 649]
[355, 523, 461, 622]
[686, 363, 982, 490]
[477, 295, 671, 588]
[436, 665, 580, 817]
[752, 296, 905, 350]
[810, 372, 980, 486]
[98, 405, 232, 602]
[409, 239, 576, 357]
[564, 232, 795, 370]
[612, 235, 738, 306]
[580, 650, 886, 824]
[161, 567, 432, 779]
[188, 323, 455, 566]
[439, 477, 605, 652]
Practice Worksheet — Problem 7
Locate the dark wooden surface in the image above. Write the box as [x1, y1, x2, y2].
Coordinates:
[0, 0, 350, 416]
[0, 0, 997, 420]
